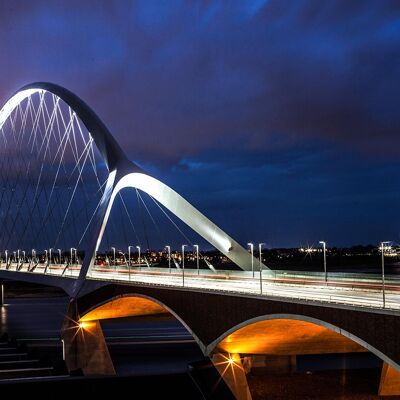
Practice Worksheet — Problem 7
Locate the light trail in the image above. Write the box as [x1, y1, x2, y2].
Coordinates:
[3, 262, 399, 312]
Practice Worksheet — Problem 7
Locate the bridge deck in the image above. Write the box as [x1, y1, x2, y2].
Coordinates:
[0, 263, 399, 313]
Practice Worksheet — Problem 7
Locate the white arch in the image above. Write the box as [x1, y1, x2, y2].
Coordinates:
[205, 313, 400, 371]
[90, 172, 263, 273]
[0, 84, 264, 285]
[0, 88, 43, 130]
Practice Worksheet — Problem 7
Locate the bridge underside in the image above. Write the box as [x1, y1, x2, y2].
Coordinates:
[216, 318, 366, 355]
[58, 282, 400, 397]
[73, 283, 400, 365]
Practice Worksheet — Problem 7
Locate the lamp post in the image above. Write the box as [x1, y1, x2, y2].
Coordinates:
[5, 250, 8, 268]
[259, 243, 265, 294]
[22, 251, 25, 265]
[165, 246, 171, 273]
[49, 248, 53, 271]
[31, 249, 36, 270]
[194, 245, 199, 275]
[111, 247, 116, 268]
[17, 249, 20, 265]
[128, 246, 134, 281]
[380, 241, 391, 308]
[70, 248, 76, 265]
[128, 246, 134, 267]
[182, 245, 187, 287]
[136, 246, 141, 267]
[58, 249, 62, 266]
[319, 241, 327, 283]
[44, 250, 48, 273]
[248, 243, 254, 278]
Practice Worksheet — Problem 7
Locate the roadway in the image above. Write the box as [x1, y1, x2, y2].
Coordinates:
[1, 262, 399, 312]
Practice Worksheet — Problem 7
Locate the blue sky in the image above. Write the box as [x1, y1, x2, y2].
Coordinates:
[1, 0, 400, 247]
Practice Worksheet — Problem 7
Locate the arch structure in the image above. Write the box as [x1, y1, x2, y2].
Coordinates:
[207, 313, 400, 371]
[207, 314, 400, 398]
[73, 291, 400, 395]
[77, 296, 392, 364]
[0, 82, 264, 297]
[78, 293, 207, 353]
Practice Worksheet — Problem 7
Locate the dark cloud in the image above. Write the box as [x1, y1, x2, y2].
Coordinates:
[0, 0, 400, 246]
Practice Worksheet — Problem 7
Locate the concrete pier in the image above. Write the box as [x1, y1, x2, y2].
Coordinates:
[61, 301, 115, 375]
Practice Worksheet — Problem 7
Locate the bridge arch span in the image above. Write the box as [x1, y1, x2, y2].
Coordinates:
[1, 82, 136, 172]
[74, 283, 400, 372]
[0, 82, 261, 294]
[206, 313, 400, 371]
[77, 292, 207, 353]
[88, 172, 259, 277]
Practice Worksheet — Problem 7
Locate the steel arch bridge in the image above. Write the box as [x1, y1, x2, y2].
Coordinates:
[0, 82, 262, 297]
[1, 83, 400, 397]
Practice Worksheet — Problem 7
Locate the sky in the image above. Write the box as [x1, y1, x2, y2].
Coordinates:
[1, 0, 400, 248]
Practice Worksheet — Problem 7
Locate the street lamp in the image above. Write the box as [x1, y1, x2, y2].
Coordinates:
[128, 246, 134, 267]
[319, 241, 327, 283]
[58, 249, 62, 266]
[31, 249, 36, 271]
[111, 247, 116, 268]
[17, 249, 20, 265]
[194, 245, 199, 275]
[5, 250, 8, 269]
[248, 243, 254, 278]
[44, 250, 48, 273]
[380, 241, 391, 308]
[259, 243, 265, 294]
[70, 248, 76, 265]
[136, 246, 141, 267]
[182, 245, 187, 287]
[47, 248, 53, 273]
[128, 246, 135, 281]
[165, 246, 171, 273]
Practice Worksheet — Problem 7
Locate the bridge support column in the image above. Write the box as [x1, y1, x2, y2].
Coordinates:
[61, 300, 115, 376]
[379, 362, 400, 396]
[211, 353, 252, 400]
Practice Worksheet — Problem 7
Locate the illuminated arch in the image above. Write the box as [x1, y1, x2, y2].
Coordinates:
[78, 293, 207, 353]
[90, 172, 259, 276]
[0, 82, 263, 298]
[206, 313, 400, 371]
[0, 82, 135, 172]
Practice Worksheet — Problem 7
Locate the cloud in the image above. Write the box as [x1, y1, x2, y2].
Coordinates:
[1, 1, 400, 246]
[1, 1, 400, 166]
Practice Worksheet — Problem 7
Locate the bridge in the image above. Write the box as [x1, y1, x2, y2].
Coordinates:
[0, 83, 399, 399]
